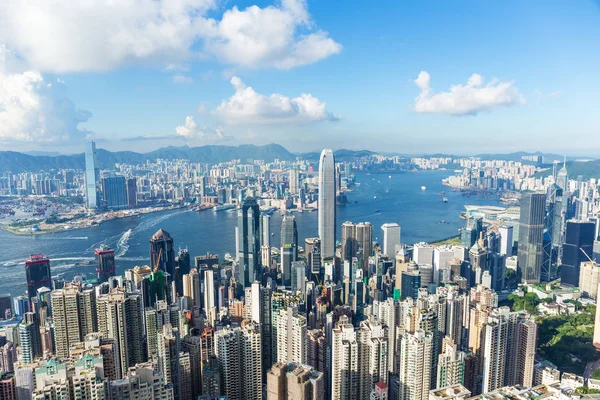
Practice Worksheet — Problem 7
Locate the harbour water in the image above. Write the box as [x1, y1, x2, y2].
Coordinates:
[0, 171, 500, 296]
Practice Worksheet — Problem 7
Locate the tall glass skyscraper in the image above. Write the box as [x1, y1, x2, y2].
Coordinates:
[280, 216, 298, 286]
[318, 149, 336, 260]
[517, 192, 546, 283]
[238, 197, 261, 287]
[84, 141, 99, 209]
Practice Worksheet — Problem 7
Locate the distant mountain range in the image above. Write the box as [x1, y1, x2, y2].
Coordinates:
[0, 144, 297, 172]
[1, 145, 599, 177]
[0, 145, 388, 173]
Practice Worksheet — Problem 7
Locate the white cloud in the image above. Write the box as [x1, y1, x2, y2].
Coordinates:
[0, 46, 91, 142]
[172, 74, 194, 84]
[413, 71, 525, 116]
[202, 0, 342, 69]
[214, 76, 339, 124]
[175, 116, 230, 141]
[0, 0, 340, 73]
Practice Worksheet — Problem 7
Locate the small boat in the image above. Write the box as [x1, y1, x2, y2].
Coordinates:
[442, 197, 448, 203]
[375, 210, 381, 213]
[421, 186, 427, 191]
[3, 261, 17, 267]
[373, 196, 377, 200]
[385, 190, 389, 194]
[388, 175, 392, 179]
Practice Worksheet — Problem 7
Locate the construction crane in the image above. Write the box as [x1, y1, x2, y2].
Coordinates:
[154, 247, 163, 272]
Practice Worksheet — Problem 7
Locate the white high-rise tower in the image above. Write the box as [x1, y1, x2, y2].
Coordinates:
[318, 149, 336, 260]
[85, 141, 99, 209]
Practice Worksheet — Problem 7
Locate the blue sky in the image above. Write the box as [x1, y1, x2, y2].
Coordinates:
[0, 0, 599, 154]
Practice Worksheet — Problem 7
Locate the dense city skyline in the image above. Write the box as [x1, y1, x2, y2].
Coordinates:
[1, 1, 600, 154]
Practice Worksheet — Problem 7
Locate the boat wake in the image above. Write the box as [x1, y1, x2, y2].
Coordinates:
[115, 229, 132, 258]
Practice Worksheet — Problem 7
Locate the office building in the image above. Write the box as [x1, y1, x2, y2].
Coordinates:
[561, 220, 595, 286]
[381, 222, 401, 259]
[102, 175, 128, 209]
[281, 216, 298, 286]
[414, 242, 434, 265]
[183, 268, 202, 308]
[150, 229, 176, 289]
[461, 217, 482, 249]
[517, 192, 546, 283]
[398, 329, 433, 400]
[289, 168, 300, 195]
[12, 296, 29, 317]
[318, 149, 336, 260]
[579, 261, 600, 298]
[95, 245, 116, 283]
[126, 177, 137, 208]
[499, 226, 513, 257]
[267, 362, 325, 400]
[85, 141, 99, 209]
[261, 214, 271, 248]
[204, 270, 216, 325]
[25, 254, 52, 300]
[276, 307, 307, 364]
[341, 222, 373, 271]
[238, 197, 261, 288]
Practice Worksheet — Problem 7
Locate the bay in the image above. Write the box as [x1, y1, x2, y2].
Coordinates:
[0, 171, 500, 296]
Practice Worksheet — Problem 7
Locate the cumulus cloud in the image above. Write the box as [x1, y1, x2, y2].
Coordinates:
[214, 76, 339, 124]
[0, 47, 91, 142]
[0, 0, 340, 73]
[176, 116, 230, 141]
[202, 0, 342, 69]
[413, 71, 525, 116]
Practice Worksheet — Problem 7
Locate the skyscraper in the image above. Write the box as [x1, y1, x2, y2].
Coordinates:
[289, 168, 300, 195]
[24, 254, 52, 299]
[238, 197, 261, 288]
[399, 329, 433, 400]
[517, 193, 546, 283]
[51, 284, 97, 358]
[150, 229, 176, 288]
[331, 315, 357, 400]
[95, 245, 115, 283]
[561, 220, 595, 286]
[126, 177, 137, 208]
[280, 216, 298, 286]
[84, 141, 99, 210]
[214, 323, 263, 400]
[204, 269, 216, 325]
[499, 225, 513, 257]
[183, 268, 201, 308]
[276, 307, 307, 365]
[318, 149, 336, 260]
[102, 175, 128, 209]
[157, 324, 181, 399]
[19, 312, 42, 364]
[382, 222, 401, 259]
[96, 288, 144, 379]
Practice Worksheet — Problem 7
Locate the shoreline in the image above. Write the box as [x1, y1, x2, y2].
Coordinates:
[0, 205, 186, 236]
